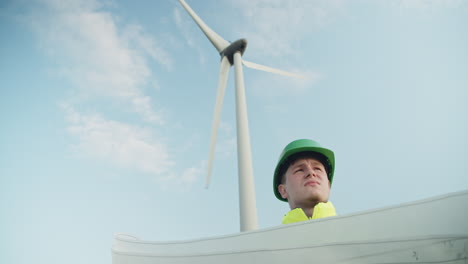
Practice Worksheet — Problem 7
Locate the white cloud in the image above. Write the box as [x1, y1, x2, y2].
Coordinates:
[60, 103, 203, 187]
[228, 0, 346, 58]
[173, 7, 194, 47]
[62, 103, 174, 175]
[122, 24, 174, 71]
[180, 166, 201, 185]
[216, 0, 332, 98]
[23, 0, 205, 188]
[154, 160, 206, 191]
[173, 6, 207, 65]
[398, 0, 465, 9]
[229, 0, 465, 57]
[39, 0, 105, 12]
[219, 121, 232, 134]
[29, 0, 170, 124]
[216, 137, 236, 159]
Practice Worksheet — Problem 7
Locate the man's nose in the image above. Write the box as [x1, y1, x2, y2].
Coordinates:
[304, 165, 316, 178]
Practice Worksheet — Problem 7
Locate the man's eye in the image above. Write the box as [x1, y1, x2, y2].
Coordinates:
[294, 169, 303, 173]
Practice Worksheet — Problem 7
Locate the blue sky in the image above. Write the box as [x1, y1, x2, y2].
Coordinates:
[1, 0, 467, 263]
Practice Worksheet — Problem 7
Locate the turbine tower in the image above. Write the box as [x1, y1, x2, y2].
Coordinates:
[178, 0, 304, 232]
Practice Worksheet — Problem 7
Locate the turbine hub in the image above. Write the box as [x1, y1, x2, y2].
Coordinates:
[220, 38, 247, 65]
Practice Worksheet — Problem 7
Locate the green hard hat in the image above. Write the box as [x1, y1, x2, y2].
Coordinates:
[273, 139, 335, 202]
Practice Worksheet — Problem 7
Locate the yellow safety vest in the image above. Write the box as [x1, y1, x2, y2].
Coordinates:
[282, 201, 336, 224]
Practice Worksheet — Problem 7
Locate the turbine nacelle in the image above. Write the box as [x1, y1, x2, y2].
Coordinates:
[220, 38, 247, 65]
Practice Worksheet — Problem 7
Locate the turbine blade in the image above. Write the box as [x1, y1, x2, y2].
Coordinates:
[243, 60, 306, 79]
[178, 0, 230, 53]
[206, 56, 231, 188]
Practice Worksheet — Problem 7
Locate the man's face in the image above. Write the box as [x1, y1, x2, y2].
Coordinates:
[278, 158, 330, 208]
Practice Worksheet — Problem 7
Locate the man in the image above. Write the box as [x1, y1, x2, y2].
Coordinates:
[273, 139, 336, 224]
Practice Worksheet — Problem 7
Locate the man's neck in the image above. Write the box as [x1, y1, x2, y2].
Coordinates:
[301, 207, 315, 218]
[292, 201, 319, 218]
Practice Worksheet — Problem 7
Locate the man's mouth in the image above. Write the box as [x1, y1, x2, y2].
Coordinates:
[304, 180, 319, 186]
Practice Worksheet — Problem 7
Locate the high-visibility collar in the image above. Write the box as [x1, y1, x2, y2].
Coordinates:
[282, 201, 336, 224]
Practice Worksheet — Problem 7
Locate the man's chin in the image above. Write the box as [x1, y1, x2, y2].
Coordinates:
[306, 193, 329, 204]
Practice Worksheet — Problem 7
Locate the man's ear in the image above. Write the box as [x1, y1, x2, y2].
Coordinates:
[278, 184, 288, 199]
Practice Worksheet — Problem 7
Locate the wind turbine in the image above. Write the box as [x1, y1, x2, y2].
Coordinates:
[178, 0, 304, 232]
